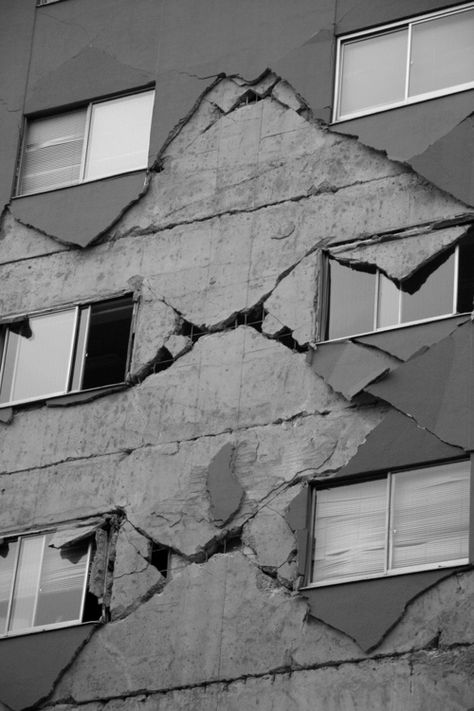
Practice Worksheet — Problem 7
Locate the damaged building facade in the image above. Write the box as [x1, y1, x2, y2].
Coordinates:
[1, 0, 474, 708]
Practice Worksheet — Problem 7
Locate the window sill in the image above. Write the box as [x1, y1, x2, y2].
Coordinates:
[301, 560, 471, 590]
[0, 619, 100, 640]
[12, 168, 148, 200]
[0, 383, 128, 410]
[318, 311, 468, 346]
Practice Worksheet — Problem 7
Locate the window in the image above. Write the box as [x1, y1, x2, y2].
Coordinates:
[0, 295, 134, 407]
[334, 3, 474, 121]
[17, 89, 155, 196]
[0, 528, 99, 636]
[310, 460, 471, 586]
[324, 236, 474, 340]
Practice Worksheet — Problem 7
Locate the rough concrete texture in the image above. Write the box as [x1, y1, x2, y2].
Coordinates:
[2, 76, 474, 709]
[329, 224, 468, 281]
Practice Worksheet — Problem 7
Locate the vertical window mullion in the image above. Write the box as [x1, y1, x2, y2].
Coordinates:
[453, 245, 460, 313]
[69, 306, 90, 392]
[405, 22, 413, 101]
[397, 283, 402, 325]
[30, 535, 46, 629]
[79, 103, 93, 182]
[333, 38, 344, 121]
[4, 538, 21, 634]
[373, 270, 380, 330]
[64, 307, 80, 394]
[385, 473, 393, 573]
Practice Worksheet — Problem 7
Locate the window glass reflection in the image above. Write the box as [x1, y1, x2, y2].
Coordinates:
[327, 260, 376, 339]
[401, 250, 454, 324]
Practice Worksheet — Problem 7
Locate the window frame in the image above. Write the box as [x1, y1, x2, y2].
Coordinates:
[0, 293, 135, 409]
[306, 459, 473, 589]
[16, 87, 155, 197]
[333, 2, 474, 122]
[321, 243, 466, 342]
[0, 528, 93, 638]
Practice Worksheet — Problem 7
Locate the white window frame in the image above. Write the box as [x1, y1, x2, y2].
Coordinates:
[307, 460, 472, 588]
[333, 2, 474, 122]
[323, 244, 462, 342]
[0, 294, 135, 408]
[16, 88, 155, 196]
[0, 528, 92, 638]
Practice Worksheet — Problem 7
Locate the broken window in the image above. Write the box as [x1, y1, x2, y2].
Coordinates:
[0, 295, 134, 407]
[0, 526, 103, 636]
[334, 3, 474, 121]
[324, 238, 474, 340]
[310, 460, 471, 586]
[17, 89, 155, 196]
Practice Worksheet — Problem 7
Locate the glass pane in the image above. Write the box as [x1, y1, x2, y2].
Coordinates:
[0, 539, 18, 634]
[390, 461, 470, 570]
[339, 29, 408, 117]
[1, 309, 76, 404]
[9, 536, 44, 632]
[81, 297, 133, 389]
[409, 10, 474, 96]
[19, 109, 87, 195]
[327, 259, 376, 339]
[84, 90, 154, 181]
[401, 250, 455, 324]
[313, 479, 387, 583]
[35, 534, 88, 627]
[377, 273, 400, 328]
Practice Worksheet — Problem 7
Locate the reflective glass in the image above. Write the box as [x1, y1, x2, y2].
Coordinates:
[313, 479, 387, 583]
[327, 260, 376, 339]
[9, 536, 44, 632]
[1, 309, 76, 404]
[339, 29, 407, 117]
[377, 273, 399, 328]
[409, 10, 474, 96]
[85, 91, 154, 181]
[390, 462, 470, 569]
[35, 535, 88, 627]
[401, 250, 455, 324]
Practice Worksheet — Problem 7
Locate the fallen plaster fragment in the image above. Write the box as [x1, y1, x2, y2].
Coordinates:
[272, 80, 306, 112]
[262, 251, 319, 346]
[310, 341, 398, 400]
[164, 333, 192, 359]
[355, 315, 469, 361]
[366, 320, 474, 449]
[243, 508, 297, 585]
[303, 569, 454, 652]
[209, 77, 258, 114]
[286, 485, 311, 578]
[270, 220, 296, 240]
[336, 409, 465, 479]
[129, 295, 180, 379]
[110, 522, 164, 620]
[329, 225, 467, 282]
[207, 444, 244, 527]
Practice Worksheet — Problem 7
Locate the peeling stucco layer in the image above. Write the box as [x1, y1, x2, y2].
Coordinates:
[1, 77, 474, 710]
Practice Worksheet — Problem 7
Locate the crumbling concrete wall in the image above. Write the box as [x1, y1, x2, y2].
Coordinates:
[1, 78, 474, 711]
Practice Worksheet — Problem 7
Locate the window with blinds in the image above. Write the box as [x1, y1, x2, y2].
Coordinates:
[17, 89, 155, 196]
[334, 3, 474, 121]
[311, 460, 471, 586]
[0, 530, 95, 636]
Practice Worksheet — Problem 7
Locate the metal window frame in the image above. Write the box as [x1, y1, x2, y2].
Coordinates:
[323, 245, 460, 344]
[307, 459, 472, 588]
[1, 530, 93, 638]
[333, 2, 474, 122]
[0, 293, 135, 408]
[16, 88, 155, 197]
